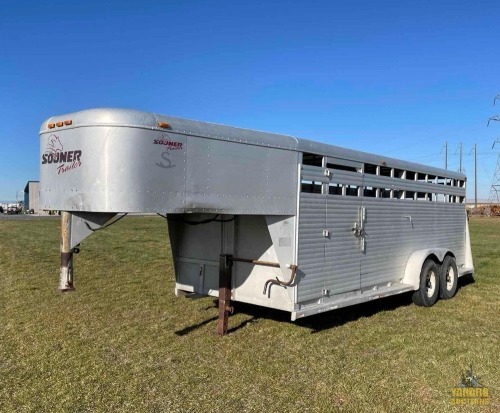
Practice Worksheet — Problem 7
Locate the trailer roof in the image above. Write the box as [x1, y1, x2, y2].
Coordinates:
[40, 108, 465, 180]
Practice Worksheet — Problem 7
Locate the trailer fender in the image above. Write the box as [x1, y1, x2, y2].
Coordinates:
[402, 248, 449, 290]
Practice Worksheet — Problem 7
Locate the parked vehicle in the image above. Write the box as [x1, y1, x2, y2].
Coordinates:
[40, 108, 473, 335]
[7, 204, 20, 214]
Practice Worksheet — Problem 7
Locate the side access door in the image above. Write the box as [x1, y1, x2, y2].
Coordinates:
[324, 158, 364, 296]
[297, 156, 364, 303]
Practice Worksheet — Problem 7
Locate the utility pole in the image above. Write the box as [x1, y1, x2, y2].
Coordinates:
[456, 142, 463, 173]
[474, 144, 477, 209]
[443, 141, 448, 169]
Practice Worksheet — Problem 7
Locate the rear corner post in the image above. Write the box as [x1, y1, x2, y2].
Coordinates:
[217, 254, 233, 336]
[60, 211, 75, 292]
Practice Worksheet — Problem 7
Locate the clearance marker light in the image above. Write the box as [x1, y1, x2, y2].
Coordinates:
[158, 121, 171, 129]
[47, 120, 73, 129]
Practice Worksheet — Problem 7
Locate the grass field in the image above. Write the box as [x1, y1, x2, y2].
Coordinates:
[1, 216, 498, 412]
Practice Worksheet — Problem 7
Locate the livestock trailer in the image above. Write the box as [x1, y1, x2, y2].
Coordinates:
[40, 108, 473, 335]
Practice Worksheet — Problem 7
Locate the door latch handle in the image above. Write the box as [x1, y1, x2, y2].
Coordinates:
[352, 223, 361, 237]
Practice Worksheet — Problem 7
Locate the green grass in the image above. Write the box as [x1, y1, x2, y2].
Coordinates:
[1, 216, 498, 412]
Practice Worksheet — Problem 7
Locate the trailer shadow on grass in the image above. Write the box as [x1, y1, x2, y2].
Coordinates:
[457, 273, 475, 291]
[294, 293, 416, 334]
[237, 274, 476, 334]
[175, 274, 476, 336]
[175, 315, 219, 336]
[174, 299, 290, 336]
[226, 294, 416, 335]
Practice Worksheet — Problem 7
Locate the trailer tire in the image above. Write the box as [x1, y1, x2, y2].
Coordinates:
[439, 256, 458, 299]
[412, 259, 440, 307]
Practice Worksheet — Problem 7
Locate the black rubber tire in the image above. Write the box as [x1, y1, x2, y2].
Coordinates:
[412, 258, 440, 307]
[439, 256, 458, 299]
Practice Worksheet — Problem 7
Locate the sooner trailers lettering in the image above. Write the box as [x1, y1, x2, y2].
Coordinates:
[41, 150, 82, 164]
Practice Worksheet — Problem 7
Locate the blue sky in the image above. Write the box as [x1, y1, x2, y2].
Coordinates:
[1, 0, 499, 201]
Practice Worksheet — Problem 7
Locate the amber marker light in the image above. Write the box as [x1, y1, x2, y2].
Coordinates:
[64, 120, 72, 126]
[56, 121, 64, 127]
[48, 123, 55, 129]
[158, 121, 171, 129]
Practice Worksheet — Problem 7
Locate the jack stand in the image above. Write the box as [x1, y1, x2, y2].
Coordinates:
[60, 212, 75, 292]
[217, 254, 233, 336]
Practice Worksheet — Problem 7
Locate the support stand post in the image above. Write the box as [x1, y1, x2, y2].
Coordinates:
[60, 211, 75, 292]
[217, 254, 233, 336]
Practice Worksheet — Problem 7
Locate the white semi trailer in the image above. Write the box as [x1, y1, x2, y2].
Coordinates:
[40, 108, 473, 335]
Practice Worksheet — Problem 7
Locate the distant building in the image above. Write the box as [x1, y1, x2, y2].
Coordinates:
[24, 181, 49, 214]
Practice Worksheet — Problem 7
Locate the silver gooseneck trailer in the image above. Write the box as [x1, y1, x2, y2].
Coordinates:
[40, 108, 474, 335]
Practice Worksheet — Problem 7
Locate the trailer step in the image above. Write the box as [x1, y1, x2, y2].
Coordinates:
[292, 283, 414, 321]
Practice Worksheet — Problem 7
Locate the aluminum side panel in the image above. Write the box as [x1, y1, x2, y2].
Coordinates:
[297, 193, 326, 302]
[232, 216, 293, 310]
[40, 127, 187, 212]
[297, 194, 467, 303]
[360, 199, 467, 288]
[185, 137, 298, 214]
[172, 215, 294, 311]
[40, 127, 298, 215]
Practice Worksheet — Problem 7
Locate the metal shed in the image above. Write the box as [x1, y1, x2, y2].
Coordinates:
[40, 108, 473, 334]
[24, 180, 41, 213]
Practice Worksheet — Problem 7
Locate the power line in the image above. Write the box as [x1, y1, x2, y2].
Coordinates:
[488, 96, 500, 126]
[471, 151, 498, 156]
[488, 115, 500, 126]
[381, 136, 445, 156]
[408, 154, 443, 162]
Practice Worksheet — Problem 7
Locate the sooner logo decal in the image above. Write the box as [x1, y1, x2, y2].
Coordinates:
[153, 133, 183, 149]
[41, 134, 83, 175]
